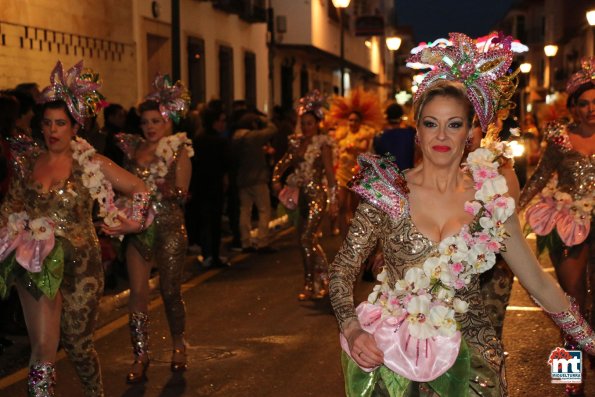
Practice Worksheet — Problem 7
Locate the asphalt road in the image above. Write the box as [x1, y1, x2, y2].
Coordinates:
[0, 229, 593, 396]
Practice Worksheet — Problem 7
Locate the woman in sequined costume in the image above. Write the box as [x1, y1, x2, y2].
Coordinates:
[0, 75, 149, 395]
[329, 34, 595, 397]
[272, 92, 338, 300]
[117, 91, 192, 382]
[520, 59, 595, 395]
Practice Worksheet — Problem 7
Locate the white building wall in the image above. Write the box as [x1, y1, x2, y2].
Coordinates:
[179, 1, 268, 111]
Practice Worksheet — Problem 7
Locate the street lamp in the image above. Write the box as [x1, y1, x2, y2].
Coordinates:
[332, 0, 351, 96]
[386, 36, 402, 98]
[544, 44, 558, 90]
[519, 62, 532, 122]
[587, 9, 595, 56]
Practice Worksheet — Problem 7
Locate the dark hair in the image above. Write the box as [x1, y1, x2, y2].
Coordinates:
[6, 90, 34, 117]
[104, 103, 124, 121]
[237, 112, 263, 130]
[202, 107, 226, 131]
[41, 100, 77, 125]
[138, 99, 160, 115]
[385, 103, 404, 121]
[0, 93, 19, 139]
[567, 82, 595, 108]
[413, 80, 474, 127]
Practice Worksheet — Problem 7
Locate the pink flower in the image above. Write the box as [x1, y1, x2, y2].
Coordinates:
[486, 241, 501, 252]
[464, 201, 482, 215]
[454, 278, 466, 289]
[450, 262, 464, 274]
[475, 232, 491, 243]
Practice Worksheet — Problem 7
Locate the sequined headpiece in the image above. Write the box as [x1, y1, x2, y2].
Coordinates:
[566, 57, 595, 98]
[39, 60, 105, 125]
[407, 32, 517, 131]
[297, 90, 327, 120]
[145, 74, 191, 124]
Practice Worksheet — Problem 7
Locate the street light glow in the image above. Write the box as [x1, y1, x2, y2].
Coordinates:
[332, 0, 351, 8]
[520, 62, 532, 73]
[587, 10, 595, 26]
[386, 36, 402, 51]
[544, 45, 558, 57]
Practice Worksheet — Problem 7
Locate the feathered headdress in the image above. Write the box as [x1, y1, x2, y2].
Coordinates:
[566, 57, 595, 98]
[296, 90, 328, 120]
[39, 60, 105, 125]
[145, 74, 191, 124]
[327, 87, 384, 130]
[407, 32, 518, 131]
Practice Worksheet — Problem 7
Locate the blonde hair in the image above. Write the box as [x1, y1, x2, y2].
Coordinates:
[413, 80, 475, 127]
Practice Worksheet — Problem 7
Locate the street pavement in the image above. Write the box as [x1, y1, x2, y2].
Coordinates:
[0, 228, 593, 396]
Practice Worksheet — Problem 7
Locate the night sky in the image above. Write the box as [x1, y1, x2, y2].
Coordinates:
[395, 0, 516, 43]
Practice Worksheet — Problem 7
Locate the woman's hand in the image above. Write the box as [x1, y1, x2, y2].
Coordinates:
[101, 214, 143, 236]
[346, 327, 384, 368]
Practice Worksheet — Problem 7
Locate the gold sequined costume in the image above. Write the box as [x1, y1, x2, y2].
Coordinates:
[334, 125, 376, 187]
[117, 134, 188, 337]
[330, 179, 507, 396]
[0, 149, 104, 396]
[273, 134, 335, 298]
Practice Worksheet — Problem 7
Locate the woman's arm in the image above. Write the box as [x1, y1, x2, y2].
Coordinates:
[321, 143, 338, 216]
[271, 146, 294, 193]
[329, 202, 384, 366]
[95, 154, 147, 195]
[501, 213, 595, 353]
[500, 161, 520, 205]
[500, 213, 567, 311]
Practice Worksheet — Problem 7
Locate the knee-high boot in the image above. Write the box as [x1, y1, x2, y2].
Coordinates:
[126, 312, 150, 383]
[28, 362, 56, 397]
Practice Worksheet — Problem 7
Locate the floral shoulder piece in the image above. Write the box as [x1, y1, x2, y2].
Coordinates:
[545, 121, 573, 151]
[114, 133, 144, 160]
[348, 153, 409, 221]
[146, 132, 193, 195]
[71, 137, 119, 226]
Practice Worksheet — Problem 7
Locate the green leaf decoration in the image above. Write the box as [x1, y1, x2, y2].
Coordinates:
[136, 223, 156, 249]
[27, 240, 64, 299]
[0, 254, 17, 299]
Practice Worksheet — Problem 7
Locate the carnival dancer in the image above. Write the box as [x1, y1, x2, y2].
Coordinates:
[272, 91, 338, 300]
[115, 75, 192, 383]
[0, 61, 150, 397]
[329, 33, 595, 396]
[328, 87, 384, 236]
[520, 57, 595, 396]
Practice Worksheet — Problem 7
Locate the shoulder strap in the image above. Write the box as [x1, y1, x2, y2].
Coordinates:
[348, 153, 409, 220]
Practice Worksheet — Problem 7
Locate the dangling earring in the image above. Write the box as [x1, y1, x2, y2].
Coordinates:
[465, 135, 473, 149]
[415, 133, 420, 146]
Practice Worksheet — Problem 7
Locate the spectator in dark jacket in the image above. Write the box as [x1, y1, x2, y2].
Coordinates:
[190, 107, 231, 267]
[373, 103, 416, 170]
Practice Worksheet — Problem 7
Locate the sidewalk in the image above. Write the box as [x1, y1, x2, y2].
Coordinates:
[0, 216, 293, 383]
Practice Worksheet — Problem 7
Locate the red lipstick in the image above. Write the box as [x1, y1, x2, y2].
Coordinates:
[432, 145, 451, 152]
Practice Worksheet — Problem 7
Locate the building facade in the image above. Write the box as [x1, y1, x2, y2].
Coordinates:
[0, 0, 137, 107]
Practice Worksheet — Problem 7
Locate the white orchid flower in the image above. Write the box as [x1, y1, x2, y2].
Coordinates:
[453, 297, 469, 313]
[406, 294, 435, 339]
[29, 217, 54, 241]
[429, 305, 457, 337]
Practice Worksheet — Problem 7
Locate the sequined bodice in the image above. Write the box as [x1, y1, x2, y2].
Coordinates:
[556, 149, 594, 200]
[1, 152, 96, 248]
[520, 124, 595, 207]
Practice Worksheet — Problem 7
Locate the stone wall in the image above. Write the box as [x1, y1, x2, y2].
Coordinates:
[0, 0, 137, 107]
